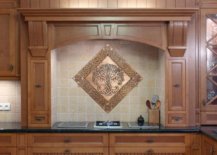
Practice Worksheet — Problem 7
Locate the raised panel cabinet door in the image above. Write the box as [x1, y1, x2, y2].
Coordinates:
[28, 148, 108, 155]
[202, 135, 216, 155]
[0, 148, 16, 155]
[200, 10, 217, 124]
[0, 9, 18, 77]
[168, 59, 186, 111]
[110, 147, 185, 155]
[28, 60, 50, 127]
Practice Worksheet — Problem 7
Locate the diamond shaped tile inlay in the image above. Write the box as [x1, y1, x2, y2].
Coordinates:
[74, 44, 142, 113]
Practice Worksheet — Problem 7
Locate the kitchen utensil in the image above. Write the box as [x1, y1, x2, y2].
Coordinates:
[155, 100, 161, 109]
[146, 100, 151, 109]
[151, 95, 159, 104]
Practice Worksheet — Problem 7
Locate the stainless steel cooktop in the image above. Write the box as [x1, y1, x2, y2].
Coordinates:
[56, 122, 88, 128]
[94, 121, 123, 129]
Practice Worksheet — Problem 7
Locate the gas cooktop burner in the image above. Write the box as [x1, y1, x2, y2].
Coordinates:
[94, 121, 122, 129]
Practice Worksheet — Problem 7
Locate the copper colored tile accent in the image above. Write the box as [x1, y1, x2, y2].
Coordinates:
[74, 44, 142, 113]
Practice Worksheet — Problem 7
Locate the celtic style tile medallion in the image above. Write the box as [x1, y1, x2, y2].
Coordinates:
[73, 44, 142, 113]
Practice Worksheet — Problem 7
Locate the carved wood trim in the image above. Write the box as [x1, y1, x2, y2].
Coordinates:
[0, 0, 17, 8]
[168, 21, 188, 57]
[29, 46, 48, 57]
[28, 21, 48, 57]
[19, 8, 198, 22]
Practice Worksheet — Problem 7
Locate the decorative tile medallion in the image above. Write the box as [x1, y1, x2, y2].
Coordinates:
[74, 44, 142, 113]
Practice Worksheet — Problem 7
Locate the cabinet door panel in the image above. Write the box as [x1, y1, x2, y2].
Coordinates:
[28, 60, 50, 127]
[200, 9, 217, 124]
[29, 60, 49, 111]
[202, 135, 216, 155]
[0, 148, 16, 155]
[168, 59, 186, 111]
[28, 148, 108, 155]
[110, 147, 185, 155]
[0, 9, 18, 77]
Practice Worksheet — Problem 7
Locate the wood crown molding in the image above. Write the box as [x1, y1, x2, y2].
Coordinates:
[20, 8, 197, 57]
[0, 0, 17, 8]
[18, 8, 198, 22]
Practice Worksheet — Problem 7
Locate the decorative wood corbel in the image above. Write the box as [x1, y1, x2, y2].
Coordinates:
[168, 21, 188, 57]
[28, 21, 48, 57]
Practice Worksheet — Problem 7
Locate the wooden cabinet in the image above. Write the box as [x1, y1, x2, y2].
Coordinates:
[167, 59, 187, 127]
[200, 9, 217, 125]
[0, 148, 16, 155]
[110, 133, 192, 155]
[27, 133, 108, 155]
[110, 147, 185, 155]
[0, 134, 17, 155]
[202, 135, 217, 155]
[28, 60, 50, 128]
[0, 9, 18, 78]
[28, 148, 108, 155]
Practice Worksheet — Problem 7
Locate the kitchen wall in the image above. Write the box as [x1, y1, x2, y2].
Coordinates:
[0, 81, 21, 122]
[51, 40, 165, 124]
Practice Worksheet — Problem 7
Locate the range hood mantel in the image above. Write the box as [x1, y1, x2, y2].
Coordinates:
[19, 8, 198, 22]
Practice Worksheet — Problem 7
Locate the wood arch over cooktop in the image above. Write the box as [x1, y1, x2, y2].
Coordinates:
[20, 8, 198, 57]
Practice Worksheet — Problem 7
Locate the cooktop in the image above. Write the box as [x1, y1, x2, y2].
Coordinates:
[94, 121, 122, 129]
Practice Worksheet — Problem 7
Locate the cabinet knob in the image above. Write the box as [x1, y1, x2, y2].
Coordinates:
[172, 116, 182, 121]
[35, 116, 45, 121]
[64, 138, 71, 143]
[210, 146, 216, 155]
[8, 64, 14, 72]
[202, 99, 207, 106]
[64, 150, 71, 154]
[173, 84, 180, 88]
[35, 84, 42, 88]
[146, 149, 154, 154]
[146, 139, 154, 143]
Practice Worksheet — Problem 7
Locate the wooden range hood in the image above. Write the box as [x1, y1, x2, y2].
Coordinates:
[19, 8, 198, 57]
[19, 8, 198, 128]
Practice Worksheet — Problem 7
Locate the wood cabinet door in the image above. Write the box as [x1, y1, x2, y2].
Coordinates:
[200, 9, 217, 124]
[0, 148, 16, 155]
[110, 147, 185, 155]
[167, 59, 187, 127]
[0, 9, 18, 78]
[28, 59, 50, 128]
[202, 135, 217, 155]
[28, 148, 108, 155]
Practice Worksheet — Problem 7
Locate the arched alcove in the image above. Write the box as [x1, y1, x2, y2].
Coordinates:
[50, 39, 165, 124]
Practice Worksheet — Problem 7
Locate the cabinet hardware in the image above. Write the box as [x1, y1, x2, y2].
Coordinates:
[202, 99, 207, 106]
[35, 116, 45, 121]
[146, 149, 154, 154]
[173, 84, 180, 88]
[35, 84, 42, 88]
[64, 150, 71, 154]
[8, 64, 14, 72]
[146, 139, 154, 143]
[210, 146, 216, 155]
[64, 138, 71, 143]
[172, 116, 182, 121]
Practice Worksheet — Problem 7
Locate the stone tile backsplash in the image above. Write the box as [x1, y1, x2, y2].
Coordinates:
[0, 81, 21, 122]
[51, 40, 165, 123]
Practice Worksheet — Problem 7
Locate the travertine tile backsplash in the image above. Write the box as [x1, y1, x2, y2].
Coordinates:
[0, 81, 21, 122]
[51, 40, 165, 123]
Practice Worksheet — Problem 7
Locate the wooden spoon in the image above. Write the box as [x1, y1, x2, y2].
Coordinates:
[146, 100, 151, 109]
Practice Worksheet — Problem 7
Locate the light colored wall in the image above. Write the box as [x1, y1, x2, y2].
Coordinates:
[0, 81, 21, 122]
[51, 51, 58, 125]
[51, 40, 165, 123]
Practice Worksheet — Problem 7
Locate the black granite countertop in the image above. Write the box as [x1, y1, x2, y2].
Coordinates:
[2, 123, 217, 143]
[201, 126, 217, 141]
[0, 122, 200, 133]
